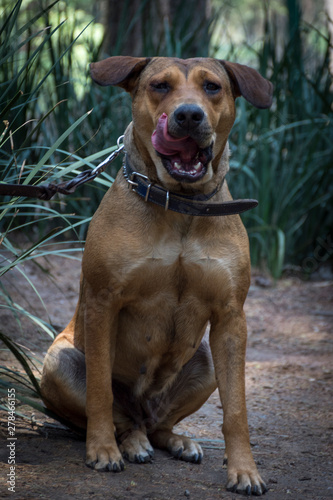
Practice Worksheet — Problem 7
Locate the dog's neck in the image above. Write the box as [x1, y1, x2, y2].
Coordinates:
[122, 123, 258, 218]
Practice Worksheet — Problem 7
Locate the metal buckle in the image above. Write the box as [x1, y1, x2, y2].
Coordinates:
[127, 171, 150, 191]
[165, 190, 170, 211]
[124, 166, 169, 209]
[127, 177, 138, 189]
[145, 183, 152, 202]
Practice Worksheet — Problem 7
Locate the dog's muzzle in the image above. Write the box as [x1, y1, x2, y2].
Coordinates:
[151, 111, 213, 183]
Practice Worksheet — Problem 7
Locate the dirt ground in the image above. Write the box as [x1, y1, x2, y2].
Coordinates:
[0, 253, 332, 499]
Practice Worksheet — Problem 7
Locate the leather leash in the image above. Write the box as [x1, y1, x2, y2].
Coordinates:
[123, 156, 258, 217]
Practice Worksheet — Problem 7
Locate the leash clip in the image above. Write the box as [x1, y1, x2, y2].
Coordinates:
[117, 135, 124, 149]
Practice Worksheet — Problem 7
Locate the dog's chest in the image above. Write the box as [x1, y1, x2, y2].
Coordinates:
[121, 229, 232, 306]
[113, 230, 233, 394]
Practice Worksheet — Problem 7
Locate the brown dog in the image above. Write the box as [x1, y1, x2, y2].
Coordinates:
[41, 56, 272, 495]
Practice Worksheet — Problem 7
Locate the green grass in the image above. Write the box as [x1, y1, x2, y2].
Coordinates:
[227, 2, 333, 277]
[0, 0, 114, 419]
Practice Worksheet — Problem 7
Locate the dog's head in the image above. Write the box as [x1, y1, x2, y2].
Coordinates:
[90, 57, 272, 190]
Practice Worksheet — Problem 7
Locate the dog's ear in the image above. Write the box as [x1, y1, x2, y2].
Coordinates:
[220, 60, 273, 109]
[90, 56, 151, 93]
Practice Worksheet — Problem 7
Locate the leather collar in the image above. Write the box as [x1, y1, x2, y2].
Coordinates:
[123, 155, 258, 217]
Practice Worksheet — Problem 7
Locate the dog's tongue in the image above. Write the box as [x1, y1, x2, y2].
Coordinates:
[151, 113, 198, 162]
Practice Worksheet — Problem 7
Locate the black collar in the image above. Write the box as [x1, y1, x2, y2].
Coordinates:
[123, 155, 258, 217]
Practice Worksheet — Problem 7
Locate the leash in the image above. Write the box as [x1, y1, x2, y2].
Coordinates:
[0, 136, 125, 201]
[0, 133, 258, 216]
[123, 156, 258, 216]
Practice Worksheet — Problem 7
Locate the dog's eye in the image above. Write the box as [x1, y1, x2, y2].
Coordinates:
[204, 81, 221, 94]
[150, 82, 170, 93]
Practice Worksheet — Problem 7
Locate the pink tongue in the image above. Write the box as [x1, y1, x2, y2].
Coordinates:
[151, 113, 198, 162]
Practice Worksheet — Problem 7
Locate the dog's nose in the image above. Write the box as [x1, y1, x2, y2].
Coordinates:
[174, 104, 204, 130]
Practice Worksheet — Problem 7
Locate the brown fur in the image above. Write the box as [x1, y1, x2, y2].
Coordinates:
[41, 57, 272, 495]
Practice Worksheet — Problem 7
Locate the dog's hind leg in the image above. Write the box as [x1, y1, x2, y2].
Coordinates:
[41, 336, 154, 463]
[41, 333, 87, 429]
[149, 341, 217, 463]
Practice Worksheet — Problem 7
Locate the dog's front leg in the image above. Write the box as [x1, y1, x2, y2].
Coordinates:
[84, 284, 124, 472]
[210, 309, 267, 495]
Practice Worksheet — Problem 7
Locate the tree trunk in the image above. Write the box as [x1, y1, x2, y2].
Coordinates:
[101, 0, 211, 58]
[326, 0, 333, 84]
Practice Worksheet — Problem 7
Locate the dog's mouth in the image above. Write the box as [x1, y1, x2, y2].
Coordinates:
[151, 113, 213, 183]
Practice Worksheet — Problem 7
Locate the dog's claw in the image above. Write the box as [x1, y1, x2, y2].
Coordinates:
[226, 484, 238, 493]
[253, 484, 267, 496]
[191, 452, 203, 464]
[173, 447, 184, 459]
[109, 460, 124, 472]
[119, 430, 154, 464]
[227, 479, 267, 496]
[252, 482, 268, 496]
[113, 462, 120, 472]
[166, 435, 203, 464]
[135, 453, 150, 464]
[86, 457, 124, 473]
[86, 460, 97, 469]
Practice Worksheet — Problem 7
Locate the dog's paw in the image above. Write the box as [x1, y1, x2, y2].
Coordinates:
[167, 435, 203, 464]
[86, 440, 125, 472]
[119, 430, 154, 464]
[226, 469, 267, 496]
